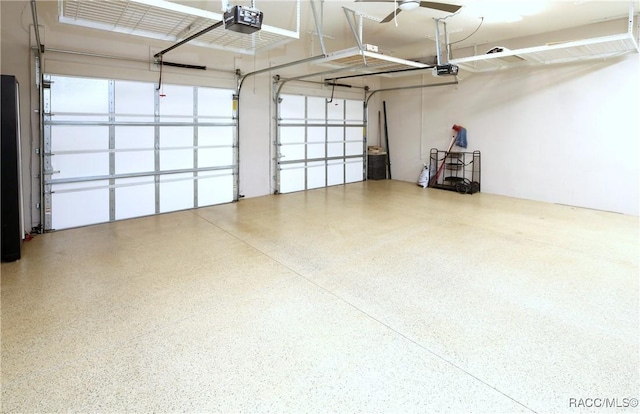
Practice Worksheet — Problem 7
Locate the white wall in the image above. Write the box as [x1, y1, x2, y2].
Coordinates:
[381, 53, 640, 215]
[237, 72, 272, 198]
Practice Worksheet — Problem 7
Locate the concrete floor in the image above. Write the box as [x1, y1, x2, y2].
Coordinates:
[1, 180, 638, 413]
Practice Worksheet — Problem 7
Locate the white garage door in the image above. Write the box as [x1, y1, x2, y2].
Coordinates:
[42, 75, 237, 231]
[276, 94, 365, 193]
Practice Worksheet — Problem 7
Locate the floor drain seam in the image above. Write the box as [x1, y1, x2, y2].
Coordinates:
[196, 212, 538, 413]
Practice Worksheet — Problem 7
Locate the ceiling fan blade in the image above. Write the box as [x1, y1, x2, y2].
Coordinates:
[381, 8, 403, 23]
[419, 2, 462, 13]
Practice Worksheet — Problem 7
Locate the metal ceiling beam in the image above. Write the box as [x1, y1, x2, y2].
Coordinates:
[154, 20, 224, 58]
[239, 54, 328, 91]
[365, 81, 459, 106]
[310, 0, 327, 56]
[343, 8, 367, 66]
[326, 65, 436, 81]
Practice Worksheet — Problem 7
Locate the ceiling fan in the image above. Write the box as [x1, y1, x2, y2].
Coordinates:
[355, 0, 462, 23]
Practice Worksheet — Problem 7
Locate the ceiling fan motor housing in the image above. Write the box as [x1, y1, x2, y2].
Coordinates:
[399, 1, 421, 11]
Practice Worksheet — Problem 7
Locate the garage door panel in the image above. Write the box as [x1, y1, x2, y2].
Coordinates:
[307, 162, 326, 189]
[52, 153, 109, 179]
[50, 76, 109, 113]
[51, 126, 108, 151]
[159, 126, 195, 170]
[198, 171, 234, 207]
[346, 100, 363, 121]
[327, 100, 345, 121]
[159, 85, 194, 117]
[160, 173, 194, 213]
[327, 127, 344, 158]
[346, 127, 362, 141]
[280, 127, 304, 144]
[346, 160, 364, 183]
[281, 144, 306, 161]
[327, 143, 344, 158]
[160, 126, 194, 148]
[115, 126, 154, 149]
[116, 151, 155, 175]
[280, 95, 305, 121]
[160, 149, 193, 171]
[280, 164, 305, 193]
[199, 126, 233, 146]
[198, 88, 234, 119]
[327, 127, 343, 141]
[277, 94, 364, 194]
[52, 115, 109, 123]
[199, 148, 233, 168]
[307, 143, 325, 159]
[44, 75, 237, 231]
[115, 177, 155, 220]
[115, 125, 155, 175]
[346, 142, 362, 156]
[115, 81, 155, 115]
[51, 182, 110, 230]
[307, 97, 326, 120]
[327, 162, 344, 186]
[307, 127, 324, 143]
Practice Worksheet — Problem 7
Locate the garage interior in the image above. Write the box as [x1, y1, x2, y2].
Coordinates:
[1, 0, 639, 412]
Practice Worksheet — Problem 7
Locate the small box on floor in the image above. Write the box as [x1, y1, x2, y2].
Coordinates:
[368, 153, 387, 180]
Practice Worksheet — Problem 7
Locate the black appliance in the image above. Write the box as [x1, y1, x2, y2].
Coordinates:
[1, 74, 24, 262]
[223, 5, 263, 34]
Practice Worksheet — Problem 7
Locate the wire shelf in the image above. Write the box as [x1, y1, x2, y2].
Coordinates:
[450, 32, 639, 73]
[59, 0, 299, 55]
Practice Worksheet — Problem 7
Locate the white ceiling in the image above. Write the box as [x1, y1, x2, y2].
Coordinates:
[181, 0, 638, 57]
[332, 1, 636, 47]
[47, 0, 639, 62]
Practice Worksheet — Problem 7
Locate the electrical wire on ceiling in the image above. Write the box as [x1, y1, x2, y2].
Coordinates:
[446, 17, 484, 60]
[449, 17, 484, 45]
[393, 0, 398, 27]
[441, 7, 462, 20]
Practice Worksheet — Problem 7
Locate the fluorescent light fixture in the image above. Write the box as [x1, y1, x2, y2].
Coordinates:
[399, 1, 420, 11]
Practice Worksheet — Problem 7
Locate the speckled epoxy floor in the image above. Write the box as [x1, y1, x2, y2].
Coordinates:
[2, 180, 638, 413]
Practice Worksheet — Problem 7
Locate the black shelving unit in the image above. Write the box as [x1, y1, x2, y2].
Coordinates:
[429, 149, 481, 194]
